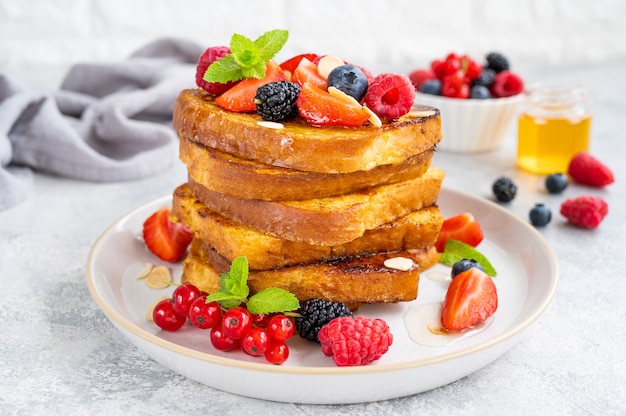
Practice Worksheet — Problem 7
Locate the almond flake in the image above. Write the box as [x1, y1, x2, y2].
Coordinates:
[145, 296, 169, 321]
[257, 121, 284, 129]
[135, 262, 153, 280]
[327, 86, 361, 107]
[145, 265, 172, 289]
[363, 106, 382, 127]
[316, 55, 344, 80]
[408, 108, 437, 118]
[383, 256, 414, 271]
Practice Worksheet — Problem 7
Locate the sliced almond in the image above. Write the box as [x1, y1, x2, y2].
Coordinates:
[145, 265, 172, 289]
[327, 86, 361, 107]
[316, 55, 344, 80]
[135, 262, 153, 280]
[146, 296, 169, 321]
[257, 121, 284, 129]
[363, 106, 382, 127]
[383, 256, 415, 271]
[408, 108, 437, 118]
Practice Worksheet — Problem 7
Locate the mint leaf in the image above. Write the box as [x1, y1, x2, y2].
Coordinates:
[254, 29, 288, 62]
[222, 256, 249, 297]
[247, 287, 299, 315]
[202, 29, 288, 84]
[440, 239, 497, 277]
[205, 291, 244, 310]
[203, 54, 245, 83]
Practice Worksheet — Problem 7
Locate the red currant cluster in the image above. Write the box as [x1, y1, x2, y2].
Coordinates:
[409, 52, 524, 99]
[151, 283, 293, 365]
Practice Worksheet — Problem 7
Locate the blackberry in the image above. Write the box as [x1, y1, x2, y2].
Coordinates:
[451, 258, 485, 279]
[492, 176, 517, 202]
[529, 203, 552, 227]
[294, 298, 353, 343]
[472, 68, 496, 88]
[254, 81, 301, 122]
[545, 173, 569, 194]
[486, 52, 510, 73]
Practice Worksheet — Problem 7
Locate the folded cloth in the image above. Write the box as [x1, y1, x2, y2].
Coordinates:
[0, 38, 205, 211]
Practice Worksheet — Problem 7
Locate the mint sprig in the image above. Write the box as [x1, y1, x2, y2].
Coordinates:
[203, 29, 288, 84]
[440, 239, 497, 276]
[206, 256, 300, 314]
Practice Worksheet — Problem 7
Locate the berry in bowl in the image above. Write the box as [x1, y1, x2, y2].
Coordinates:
[409, 52, 524, 153]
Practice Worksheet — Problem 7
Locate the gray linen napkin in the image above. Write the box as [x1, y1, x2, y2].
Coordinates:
[0, 38, 204, 211]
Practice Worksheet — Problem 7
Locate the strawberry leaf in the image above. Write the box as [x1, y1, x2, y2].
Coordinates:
[440, 239, 497, 276]
[246, 287, 299, 315]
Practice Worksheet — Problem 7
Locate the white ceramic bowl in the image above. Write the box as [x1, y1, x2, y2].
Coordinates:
[415, 92, 524, 153]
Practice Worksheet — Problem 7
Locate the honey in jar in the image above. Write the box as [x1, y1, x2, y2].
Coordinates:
[517, 84, 591, 174]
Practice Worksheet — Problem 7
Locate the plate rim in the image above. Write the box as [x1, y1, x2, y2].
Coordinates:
[85, 186, 559, 376]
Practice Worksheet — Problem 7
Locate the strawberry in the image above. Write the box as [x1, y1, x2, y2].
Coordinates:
[279, 53, 318, 77]
[143, 208, 193, 262]
[567, 152, 615, 187]
[560, 195, 609, 229]
[214, 60, 286, 112]
[291, 57, 327, 91]
[296, 82, 371, 127]
[435, 212, 484, 252]
[440, 267, 498, 331]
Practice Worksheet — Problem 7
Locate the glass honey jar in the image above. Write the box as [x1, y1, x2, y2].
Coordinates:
[516, 83, 591, 174]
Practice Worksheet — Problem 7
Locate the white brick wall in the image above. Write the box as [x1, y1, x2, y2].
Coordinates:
[1, 0, 625, 89]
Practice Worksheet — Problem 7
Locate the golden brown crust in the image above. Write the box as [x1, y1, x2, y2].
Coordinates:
[181, 238, 440, 304]
[180, 136, 435, 201]
[172, 183, 444, 270]
[173, 89, 442, 173]
[186, 165, 445, 246]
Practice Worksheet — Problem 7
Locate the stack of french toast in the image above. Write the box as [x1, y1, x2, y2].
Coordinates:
[170, 88, 445, 306]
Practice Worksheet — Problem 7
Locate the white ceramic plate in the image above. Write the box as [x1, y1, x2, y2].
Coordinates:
[86, 187, 558, 404]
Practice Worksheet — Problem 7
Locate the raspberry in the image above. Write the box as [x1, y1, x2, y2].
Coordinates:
[567, 152, 615, 187]
[490, 71, 524, 98]
[560, 195, 608, 229]
[364, 73, 415, 119]
[195, 46, 238, 95]
[408, 68, 436, 90]
[317, 316, 393, 366]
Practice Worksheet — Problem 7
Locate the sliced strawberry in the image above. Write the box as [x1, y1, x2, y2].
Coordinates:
[441, 267, 498, 331]
[435, 212, 484, 252]
[296, 82, 371, 127]
[214, 60, 286, 112]
[280, 53, 318, 77]
[143, 207, 193, 262]
[291, 57, 327, 91]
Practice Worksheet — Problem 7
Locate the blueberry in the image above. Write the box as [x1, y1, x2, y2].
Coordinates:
[470, 85, 492, 99]
[327, 64, 369, 102]
[492, 176, 517, 202]
[545, 173, 569, 194]
[419, 79, 442, 95]
[529, 203, 552, 227]
[451, 258, 485, 279]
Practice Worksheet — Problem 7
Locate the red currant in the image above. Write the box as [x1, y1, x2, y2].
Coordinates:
[221, 307, 252, 339]
[210, 324, 241, 351]
[265, 342, 290, 365]
[188, 296, 222, 329]
[241, 327, 269, 356]
[152, 299, 186, 331]
[171, 283, 202, 317]
[266, 315, 294, 342]
[251, 313, 271, 328]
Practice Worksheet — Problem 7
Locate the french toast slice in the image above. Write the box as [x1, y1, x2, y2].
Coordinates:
[172, 183, 444, 270]
[180, 136, 435, 201]
[181, 238, 440, 304]
[173, 89, 442, 173]
[187, 165, 445, 246]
